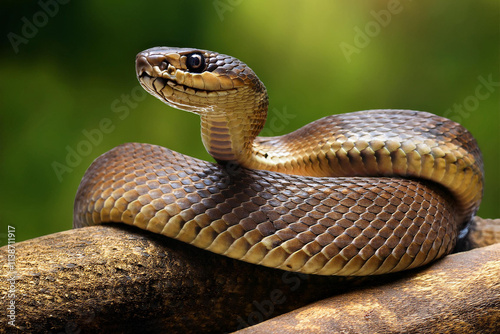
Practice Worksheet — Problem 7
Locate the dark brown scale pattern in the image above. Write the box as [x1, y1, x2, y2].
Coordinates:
[254, 109, 483, 223]
[74, 143, 457, 276]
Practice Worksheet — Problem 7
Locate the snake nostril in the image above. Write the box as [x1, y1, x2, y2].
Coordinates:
[135, 56, 153, 78]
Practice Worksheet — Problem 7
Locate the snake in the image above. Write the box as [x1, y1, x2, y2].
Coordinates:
[74, 47, 487, 276]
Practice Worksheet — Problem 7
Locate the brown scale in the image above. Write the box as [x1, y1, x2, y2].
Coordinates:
[74, 47, 489, 276]
[75, 143, 456, 276]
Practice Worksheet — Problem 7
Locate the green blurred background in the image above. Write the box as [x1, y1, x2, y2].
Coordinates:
[1, 0, 498, 244]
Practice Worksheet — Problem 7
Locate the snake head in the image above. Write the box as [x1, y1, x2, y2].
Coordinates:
[136, 47, 268, 115]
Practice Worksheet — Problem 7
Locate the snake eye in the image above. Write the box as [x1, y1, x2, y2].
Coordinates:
[186, 53, 205, 73]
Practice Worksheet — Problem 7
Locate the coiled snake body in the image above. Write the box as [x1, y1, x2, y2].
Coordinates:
[74, 47, 486, 276]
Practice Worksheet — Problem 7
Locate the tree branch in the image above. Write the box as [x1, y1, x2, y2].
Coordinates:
[0, 225, 360, 333]
[235, 243, 500, 334]
[1, 225, 498, 333]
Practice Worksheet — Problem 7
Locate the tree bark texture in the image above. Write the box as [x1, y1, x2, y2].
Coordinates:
[0, 225, 360, 333]
[236, 243, 500, 334]
[1, 225, 498, 333]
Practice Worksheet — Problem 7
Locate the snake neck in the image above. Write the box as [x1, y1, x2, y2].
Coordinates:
[200, 87, 269, 164]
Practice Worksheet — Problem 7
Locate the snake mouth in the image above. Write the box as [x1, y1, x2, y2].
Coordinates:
[137, 63, 238, 105]
[137, 61, 238, 113]
[139, 72, 238, 101]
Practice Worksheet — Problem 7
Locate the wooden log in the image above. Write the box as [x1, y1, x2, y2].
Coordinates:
[234, 243, 500, 334]
[0, 225, 361, 333]
[1, 225, 498, 333]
